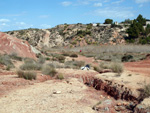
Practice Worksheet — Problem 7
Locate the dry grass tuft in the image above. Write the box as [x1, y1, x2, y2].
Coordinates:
[42, 65, 57, 77]
[17, 70, 37, 80]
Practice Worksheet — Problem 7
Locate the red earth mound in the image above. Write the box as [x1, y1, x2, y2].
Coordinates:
[0, 32, 36, 59]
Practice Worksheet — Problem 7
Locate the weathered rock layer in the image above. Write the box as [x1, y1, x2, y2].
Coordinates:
[6, 24, 128, 49]
[0, 32, 36, 59]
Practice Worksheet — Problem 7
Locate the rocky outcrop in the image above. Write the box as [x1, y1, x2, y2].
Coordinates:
[69, 73, 145, 112]
[0, 32, 36, 59]
[6, 24, 128, 49]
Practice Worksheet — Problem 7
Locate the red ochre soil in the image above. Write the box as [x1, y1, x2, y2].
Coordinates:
[0, 32, 36, 59]
[124, 59, 150, 76]
[0, 55, 150, 112]
[0, 71, 52, 97]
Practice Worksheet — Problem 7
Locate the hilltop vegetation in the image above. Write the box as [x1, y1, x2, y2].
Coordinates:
[6, 23, 128, 49]
[126, 14, 150, 44]
[5, 14, 150, 50]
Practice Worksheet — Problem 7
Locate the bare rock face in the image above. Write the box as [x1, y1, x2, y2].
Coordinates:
[0, 32, 36, 59]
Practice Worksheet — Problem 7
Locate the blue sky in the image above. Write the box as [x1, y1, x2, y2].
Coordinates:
[0, 0, 150, 31]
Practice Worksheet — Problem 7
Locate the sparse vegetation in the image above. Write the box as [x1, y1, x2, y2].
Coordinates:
[20, 62, 41, 70]
[0, 55, 14, 68]
[6, 65, 11, 71]
[69, 45, 149, 62]
[37, 56, 45, 64]
[10, 53, 22, 61]
[20, 58, 42, 70]
[140, 83, 150, 100]
[64, 60, 85, 69]
[57, 73, 64, 80]
[42, 65, 57, 77]
[99, 62, 123, 73]
[48, 62, 65, 68]
[51, 53, 65, 63]
[70, 53, 78, 58]
[93, 66, 102, 73]
[110, 62, 123, 73]
[77, 30, 91, 37]
[62, 52, 70, 56]
[17, 70, 37, 80]
[122, 54, 133, 62]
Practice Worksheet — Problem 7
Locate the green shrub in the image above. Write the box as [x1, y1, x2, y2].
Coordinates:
[42, 65, 57, 77]
[57, 73, 64, 80]
[46, 57, 50, 60]
[51, 54, 65, 63]
[48, 62, 65, 68]
[24, 58, 36, 64]
[17, 70, 37, 80]
[36, 53, 42, 58]
[99, 62, 123, 73]
[99, 62, 110, 69]
[65, 60, 85, 69]
[62, 52, 70, 56]
[140, 83, 150, 99]
[86, 23, 93, 29]
[20, 62, 41, 70]
[20, 58, 42, 70]
[6, 65, 11, 71]
[93, 66, 102, 72]
[70, 53, 78, 58]
[56, 55, 65, 63]
[121, 54, 133, 62]
[110, 62, 123, 73]
[71, 40, 77, 45]
[0, 55, 14, 68]
[37, 56, 45, 64]
[10, 53, 22, 61]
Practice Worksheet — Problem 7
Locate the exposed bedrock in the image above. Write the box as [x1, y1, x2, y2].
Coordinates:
[71, 74, 150, 112]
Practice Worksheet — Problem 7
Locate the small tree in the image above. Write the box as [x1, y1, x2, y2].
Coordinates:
[104, 19, 113, 24]
[126, 14, 146, 42]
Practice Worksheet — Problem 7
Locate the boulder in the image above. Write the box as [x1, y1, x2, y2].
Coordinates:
[0, 32, 36, 59]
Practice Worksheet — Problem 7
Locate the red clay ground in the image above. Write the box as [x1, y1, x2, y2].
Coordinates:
[124, 59, 150, 76]
[75, 55, 150, 76]
[0, 70, 52, 97]
[0, 55, 150, 112]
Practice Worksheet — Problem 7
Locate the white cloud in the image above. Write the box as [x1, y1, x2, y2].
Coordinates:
[0, 19, 10, 23]
[39, 15, 49, 19]
[61, 1, 72, 6]
[0, 12, 27, 17]
[1, 23, 6, 26]
[103, 0, 110, 2]
[94, 3, 102, 7]
[40, 24, 51, 28]
[15, 22, 33, 29]
[77, 0, 90, 5]
[112, 0, 124, 4]
[139, 4, 143, 7]
[93, 7, 134, 19]
[134, 0, 150, 3]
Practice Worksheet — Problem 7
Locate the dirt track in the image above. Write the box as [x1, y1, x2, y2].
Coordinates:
[0, 78, 99, 113]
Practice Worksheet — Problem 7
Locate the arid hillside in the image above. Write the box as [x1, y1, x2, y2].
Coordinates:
[6, 24, 128, 49]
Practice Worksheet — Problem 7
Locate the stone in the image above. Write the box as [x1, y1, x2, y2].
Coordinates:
[117, 102, 122, 106]
[53, 91, 61, 94]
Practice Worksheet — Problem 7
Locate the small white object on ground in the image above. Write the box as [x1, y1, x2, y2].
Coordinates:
[53, 91, 61, 94]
